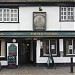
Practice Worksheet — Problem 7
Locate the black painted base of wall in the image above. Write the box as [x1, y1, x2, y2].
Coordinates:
[36, 63, 75, 67]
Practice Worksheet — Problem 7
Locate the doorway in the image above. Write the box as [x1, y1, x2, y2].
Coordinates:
[18, 40, 36, 66]
[18, 40, 31, 65]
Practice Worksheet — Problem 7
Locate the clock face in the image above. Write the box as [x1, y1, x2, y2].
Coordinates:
[34, 15, 45, 26]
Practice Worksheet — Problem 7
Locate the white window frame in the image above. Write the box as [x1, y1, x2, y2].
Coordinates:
[60, 7, 75, 21]
[3, 8, 10, 22]
[0, 9, 3, 22]
[0, 8, 18, 22]
[10, 9, 18, 22]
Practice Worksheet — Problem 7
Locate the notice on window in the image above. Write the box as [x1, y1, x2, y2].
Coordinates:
[69, 45, 73, 49]
[40, 42, 43, 47]
[74, 49, 75, 54]
[51, 45, 55, 49]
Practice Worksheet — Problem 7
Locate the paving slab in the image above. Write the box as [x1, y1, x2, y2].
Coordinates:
[0, 66, 75, 75]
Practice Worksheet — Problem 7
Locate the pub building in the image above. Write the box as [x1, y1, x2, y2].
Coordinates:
[0, 0, 75, 67]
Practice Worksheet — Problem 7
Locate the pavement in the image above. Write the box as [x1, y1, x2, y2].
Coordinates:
[0, 65, 75, 75]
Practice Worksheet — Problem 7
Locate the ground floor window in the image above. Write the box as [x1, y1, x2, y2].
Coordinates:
[40, 39, 57, 56]
[65, 39, 75, 55]
[0, 40, 5, 57]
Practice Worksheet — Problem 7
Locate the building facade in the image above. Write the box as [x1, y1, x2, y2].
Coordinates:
[0, 0, 75, 66]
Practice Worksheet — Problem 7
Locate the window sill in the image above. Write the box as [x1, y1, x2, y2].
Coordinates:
[0, 22, 20, 23]
[64, 55, 75, 57]
[0, 56, 5, 57]
[0, 57, 7, 60]
[59, 20, 75, 22]
[40, 55, 58, 57]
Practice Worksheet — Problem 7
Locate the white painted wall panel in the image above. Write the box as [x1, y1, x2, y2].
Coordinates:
[0, 61, 8, 66]
[36, 40, 40, 63]
[0, 23, 19, 31]
[37, 57, 71, 63]
[19, 7, 60, 31]
[19, 7, 33, 30]
[44, 7, 60, 30]
[60, 22, 74, 30]
[59, 39, 63, 51]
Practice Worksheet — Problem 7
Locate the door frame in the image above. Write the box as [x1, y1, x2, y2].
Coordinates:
[33, 40, 37, 66]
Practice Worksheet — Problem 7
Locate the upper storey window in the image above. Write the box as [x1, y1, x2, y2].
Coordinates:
[60, 7, 75, 21]
[0, 8, 18, 22]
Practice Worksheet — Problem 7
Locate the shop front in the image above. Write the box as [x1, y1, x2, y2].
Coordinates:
[6, 38, 37, 67]
[0, 31, 75, 66]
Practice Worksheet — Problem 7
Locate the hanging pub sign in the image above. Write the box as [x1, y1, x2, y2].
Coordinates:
[33, 12, 46, 31]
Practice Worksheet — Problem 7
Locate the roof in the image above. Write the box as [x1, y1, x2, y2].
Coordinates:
[0, 0, 74, 7]
[0, 0, 75, 2]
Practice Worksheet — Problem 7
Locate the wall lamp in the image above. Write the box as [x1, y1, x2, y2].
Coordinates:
[39, 6, 42, 11]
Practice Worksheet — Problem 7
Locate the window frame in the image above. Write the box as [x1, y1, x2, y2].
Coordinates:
[40, 39, 57, 57]
[64, 39, 75, 56]
[60, 7, 75, 22]
[0, 7, 19, 23]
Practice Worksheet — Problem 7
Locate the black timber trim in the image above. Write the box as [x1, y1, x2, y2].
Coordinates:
[36, 63, 75, 67]
[0, 2, 75, 6]
[0, 31, 75, 38]
[63, 39, 66, 57]
[0, 57, 7, 60]
[33, 40, 37, 66]
[0, 31, 74, 38]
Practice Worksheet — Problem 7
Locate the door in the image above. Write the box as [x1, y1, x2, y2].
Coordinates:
[18, 40, 30, 65]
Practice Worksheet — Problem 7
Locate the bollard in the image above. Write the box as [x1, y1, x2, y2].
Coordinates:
[70, 57, 73, 73]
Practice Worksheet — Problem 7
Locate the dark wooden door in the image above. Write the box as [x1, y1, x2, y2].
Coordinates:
[18, 41, 30, 65]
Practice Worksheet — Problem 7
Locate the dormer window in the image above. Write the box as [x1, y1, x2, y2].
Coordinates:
[0, 8, 18, 22]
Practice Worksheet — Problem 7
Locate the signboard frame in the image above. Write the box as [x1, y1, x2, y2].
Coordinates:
[33, 12, 46, 31]
[7, 43, 18, 65]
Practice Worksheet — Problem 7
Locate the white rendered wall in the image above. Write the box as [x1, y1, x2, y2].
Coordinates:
[19, 6, 75, 31]
[60, 22, 74, 30]
[19, 6, 59, 30]
[0, 6, 74, 31]
[0, 23, 19, 31]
